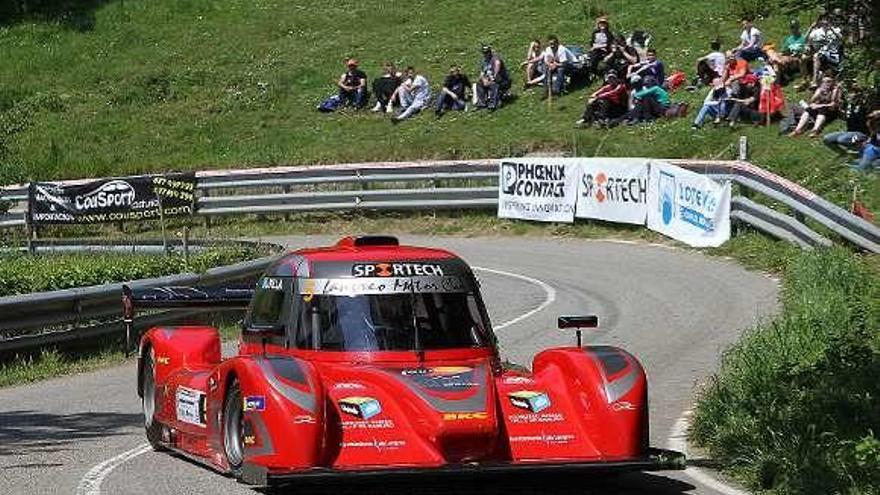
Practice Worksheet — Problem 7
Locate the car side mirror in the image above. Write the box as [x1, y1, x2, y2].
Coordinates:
[557, 315, 599, 347]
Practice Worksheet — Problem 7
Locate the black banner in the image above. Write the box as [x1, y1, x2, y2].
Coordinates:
[28, 173, 196, 225]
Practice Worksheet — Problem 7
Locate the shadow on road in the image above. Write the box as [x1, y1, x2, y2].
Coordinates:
[0, 409, 141, 457]
[258, 471, 697, 495]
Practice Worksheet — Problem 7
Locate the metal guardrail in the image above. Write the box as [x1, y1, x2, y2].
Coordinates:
[0, 243, 284, 354]
[1, 159, 876, 252]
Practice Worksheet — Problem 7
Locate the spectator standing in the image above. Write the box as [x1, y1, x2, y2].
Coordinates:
[521, 39, 545, 87]
[435, 65, 471, 117]
[391, 66, 431, 122]
[372, 61, 401, 112]
[337, 58, 368, 109]
[475, 45, 511, 110]
[790, 76, 842, 136]
[733, 18, 765, 62]
[543, 35, 574, 96]
[577, 72, 627, 127]
[695, 40, 726, 86]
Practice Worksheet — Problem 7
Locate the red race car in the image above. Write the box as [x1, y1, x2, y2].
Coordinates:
[127, 236, 684, 486]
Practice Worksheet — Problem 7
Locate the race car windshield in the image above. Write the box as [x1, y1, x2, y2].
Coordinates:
[295, 292, 490, 351]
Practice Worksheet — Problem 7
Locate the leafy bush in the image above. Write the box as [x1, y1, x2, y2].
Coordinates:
[0, 246, 264, 297]
[692, 248, 880, 494]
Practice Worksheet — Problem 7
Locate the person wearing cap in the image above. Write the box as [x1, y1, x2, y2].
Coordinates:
[587, 17, 614, 79]
[337, 58, 368, 109]
[576, 71, 627, 127]
[542, 35, 574, 96]
[475, 45, 511, 110]
[390, 66, 431, 121]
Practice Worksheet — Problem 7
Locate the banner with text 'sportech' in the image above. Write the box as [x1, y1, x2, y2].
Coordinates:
[29, 173, 196, 225]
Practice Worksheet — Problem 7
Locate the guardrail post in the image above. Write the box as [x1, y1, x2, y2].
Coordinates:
[201, 187, 211, 229]
[738, 136, 749, 160]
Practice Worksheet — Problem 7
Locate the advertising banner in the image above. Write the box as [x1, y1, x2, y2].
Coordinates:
[575, 158, 649, 225]
[498, 158, 578, 223]
[29, 173, 196, 225]
[646, 161, 731, 247]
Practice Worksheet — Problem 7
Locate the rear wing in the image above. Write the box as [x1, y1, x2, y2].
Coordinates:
[122, 285, 254, 354]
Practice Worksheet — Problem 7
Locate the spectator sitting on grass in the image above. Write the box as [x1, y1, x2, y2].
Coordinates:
[576, 72, 627, 127]
[850, 134, 880, 173]
[435, 65, 471, 117]
[372, 61, 402, 112]
[801, 15, 843, 90]
[732, 17, 765, 62]
[602, 35, 640, 79]
[587, 17, 614, 79]
[337, 58, 368, 109]
[617, 74, 669, 125]
[390, 66, 431, 122]
[721, 51, 750, 88]
[521, 39, 545, 87]
[726, 74, 762, 128]
[789, 75, 841, 137]
[695, 40, 725, 87]
[692, 78, 730, 129]
[543, 35, 574, 96]
[475, 45, 511, 110]
[824, 104, 880, 153]
[765, 19, 806, 85]
[627, 48, 665, 88]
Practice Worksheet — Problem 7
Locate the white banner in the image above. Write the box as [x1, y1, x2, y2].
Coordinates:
[575, 158, 649, 224]
[498, 158, 578, 223]
[646, 161, 731, 247]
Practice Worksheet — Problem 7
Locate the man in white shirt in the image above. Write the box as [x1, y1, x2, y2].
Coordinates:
[391, 66, 431, 121]
[543, 35, 574, 96]
[695, 40, 726, 86]
[804, 16, 843, 88]
[733, 18, 765, 62]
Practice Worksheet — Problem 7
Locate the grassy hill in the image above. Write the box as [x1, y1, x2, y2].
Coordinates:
[0, 0, 876, 210]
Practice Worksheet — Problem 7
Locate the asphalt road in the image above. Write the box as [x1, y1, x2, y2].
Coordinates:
[0, 236, 779, 495]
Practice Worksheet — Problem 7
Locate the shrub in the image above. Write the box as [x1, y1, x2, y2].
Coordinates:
[692, 248, 880, 494]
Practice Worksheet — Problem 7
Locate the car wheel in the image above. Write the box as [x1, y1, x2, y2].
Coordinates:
[223, 379, 245, 476]
[142, 348, 165, 450]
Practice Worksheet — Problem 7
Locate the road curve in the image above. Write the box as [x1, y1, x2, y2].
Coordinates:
[0, 236, 778, 495]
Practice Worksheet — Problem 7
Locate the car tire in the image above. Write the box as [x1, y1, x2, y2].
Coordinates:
[222, 379, 245, 477]
[141, 348, 165, 450]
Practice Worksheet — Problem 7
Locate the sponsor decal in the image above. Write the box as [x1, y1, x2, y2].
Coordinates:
[341, 440, 406, 450]
[342, 419, 394, 430]
[73, 180, 135, 211]
[353, 262, 446, 278]
[443, 412, 489, 421]
[293, 415, 317, 424]
[507, 412, 565, 424]
[208, 376, 218, 392]
[581, 172, 647, 205]
[243, 396, 266, 412]
[259, 277, 283, 290]
[243, 435, 256, 445]
[156, 356, 170, 365]
[611, 401, 636, 411]
[300, 276, 467, 296]
[502, 376, 534, 385]
[333, 382, 367, 390]
[401, 366, 478, 391]
[176, 387, 207, 427]
[509, 433, 576, 445]
[508, 391, 551, 413]
[338, 396, 382, 420]
[498, 160, 578, 223]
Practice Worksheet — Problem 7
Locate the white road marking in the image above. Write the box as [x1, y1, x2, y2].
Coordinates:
[75, 443, 151, 495]
[472, 266, 556, 330]
[667, 410, 750, 495]
[75, 266, 554, 494]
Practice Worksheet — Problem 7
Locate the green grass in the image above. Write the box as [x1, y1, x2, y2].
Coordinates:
[691, 248, 880, 494]
[0, 0, 876, 211]
[0, 347, 127, 388]
[0, 244, 268, 297]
